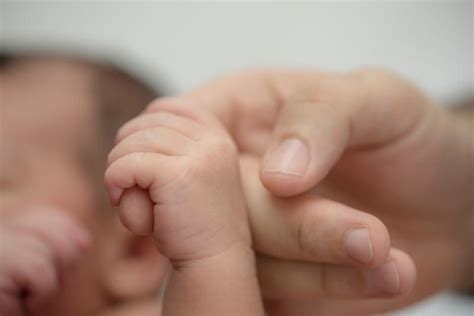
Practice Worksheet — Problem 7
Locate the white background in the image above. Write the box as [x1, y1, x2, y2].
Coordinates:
[1, 1, 473, 315]
[1, 1, 472, 103]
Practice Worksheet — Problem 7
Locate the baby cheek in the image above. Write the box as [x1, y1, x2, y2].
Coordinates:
[32, 160, 97, 222]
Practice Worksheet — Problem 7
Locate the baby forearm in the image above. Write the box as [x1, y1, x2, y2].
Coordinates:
[162, 243, 264, 316]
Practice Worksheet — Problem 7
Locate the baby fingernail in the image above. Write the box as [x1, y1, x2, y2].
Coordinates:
[263, 138, 310, 176]
[344, 228, 373, 264]
[107, 185, 123, 205]
[367, 261, 400, 295]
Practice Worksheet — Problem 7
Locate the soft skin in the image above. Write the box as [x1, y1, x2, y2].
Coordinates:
[0, 209, 89, 316]
[105, 100, 264, 316]
[0, 57, 166, 316]
[168, 68, 472, 315]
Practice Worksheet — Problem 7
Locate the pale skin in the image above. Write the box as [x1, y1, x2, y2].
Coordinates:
[111, 67, 473, 315]
[105, 100, 264, 315]
[0, 58, 166, 316]
[107, 68, 473, 314]
[0, 209, 89, 316]
[4, 59, 472, 315]
[174, 68, 473, 315]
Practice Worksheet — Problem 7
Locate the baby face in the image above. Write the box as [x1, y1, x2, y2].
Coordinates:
[1, 58, 98, 220]
[0, 57, 163, 315]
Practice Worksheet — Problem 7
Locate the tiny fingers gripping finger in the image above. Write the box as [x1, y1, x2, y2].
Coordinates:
[105, 152, 179, 234]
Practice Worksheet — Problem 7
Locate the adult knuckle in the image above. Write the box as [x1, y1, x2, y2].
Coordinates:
[295, 206, 322, 259]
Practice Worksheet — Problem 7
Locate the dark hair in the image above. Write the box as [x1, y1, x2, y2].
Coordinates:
[0, 49, 161, 146]
[0, 52, 16, 68]
[0, 50, 162, 202]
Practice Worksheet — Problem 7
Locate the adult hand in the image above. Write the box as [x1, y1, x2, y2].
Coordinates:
[118, 68, 473, 314]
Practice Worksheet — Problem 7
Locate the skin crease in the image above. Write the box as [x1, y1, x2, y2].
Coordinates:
[175, 68, 473, 315]
[2, 59, 471, 315]
[105, 102, 264, 315]
[0, 59, 165, 316]
[0, 209, 90, 316]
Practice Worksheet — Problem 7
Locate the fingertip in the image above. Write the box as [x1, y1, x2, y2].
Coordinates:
[390, 248, 417, 295]
[119, 187, 154, 236]
[366, 248, 416, 297]
[107, 184, 124, 206]
[259, 171, 309, 197]
[366, 216, 391, 267]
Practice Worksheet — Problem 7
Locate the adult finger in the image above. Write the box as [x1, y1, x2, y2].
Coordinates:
[181, 68, 430, 196]
[259, 69, 430, 196]
[258, 248, 416, 300]
[240, 155, 390, 267]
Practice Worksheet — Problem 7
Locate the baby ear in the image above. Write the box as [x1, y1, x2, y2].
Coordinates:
[101, 218, 168, 302]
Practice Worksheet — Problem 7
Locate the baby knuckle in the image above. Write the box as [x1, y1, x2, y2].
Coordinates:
[145, 98, 163, 113]
[28, 257, 52, 278]
[106, 149, 117, 165]
[116, 122, 130, 139]
[207, 136, 237, 158]
[127, 152, 149, 170]
[139, 128, 158, 143]
[200, 139, 236, 170]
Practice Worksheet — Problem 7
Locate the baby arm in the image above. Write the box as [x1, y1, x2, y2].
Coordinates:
[105, 99, 264, 316]
[0, 209, 89, 316]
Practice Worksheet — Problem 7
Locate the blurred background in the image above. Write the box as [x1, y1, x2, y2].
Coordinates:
[1, 1, 473, 315]
[2, 1, 472, 103]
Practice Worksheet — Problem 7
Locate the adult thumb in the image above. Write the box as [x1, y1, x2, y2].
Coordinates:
[260, 100, 350, 197]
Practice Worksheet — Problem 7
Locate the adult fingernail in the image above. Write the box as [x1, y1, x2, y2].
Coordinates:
[263, 138, 310, 176]
[367, 261, 400, 295]
[344, 228, 373, 264]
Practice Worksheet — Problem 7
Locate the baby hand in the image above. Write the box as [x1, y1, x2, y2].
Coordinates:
[105, 98, 251, 263]
[0, 208, 89, 316]
[106, 99, 264, 315]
